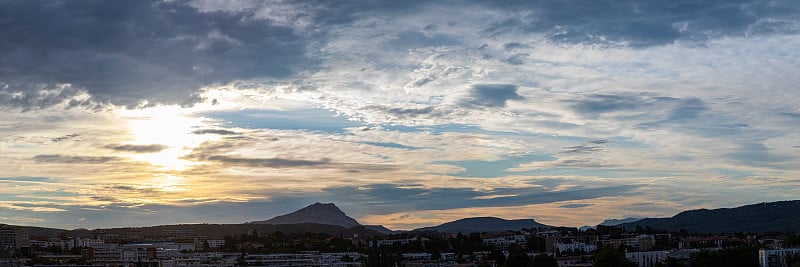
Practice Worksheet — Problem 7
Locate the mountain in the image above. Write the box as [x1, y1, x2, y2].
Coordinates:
[248, 202, 361, 228]
[414, 217, 551, 233]
[364, 225, 401, 235]
[618, 200, 800, 233]
[600, 217, 642, 226]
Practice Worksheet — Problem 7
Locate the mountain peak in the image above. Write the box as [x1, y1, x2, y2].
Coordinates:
[249, 203, 361, 228]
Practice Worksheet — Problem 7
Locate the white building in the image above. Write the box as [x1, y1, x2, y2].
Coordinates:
[759, 248, 800, 267]
[626, 250, 668, 267]
[207, 239, 226, 248]
[556, 241, 596, 253]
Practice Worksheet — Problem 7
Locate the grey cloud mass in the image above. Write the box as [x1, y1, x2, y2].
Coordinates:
[33, 154, 123, 164]
[104, 144, 167, 153]
[461, 84, 524, 108]
[199, 155, 330, 168]
[0, 0, 309, 109]
[321, 183, 641, 215]
[484, 0, 800, 47]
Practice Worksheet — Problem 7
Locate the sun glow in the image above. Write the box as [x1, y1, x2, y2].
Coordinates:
[118, 106, 218, 171]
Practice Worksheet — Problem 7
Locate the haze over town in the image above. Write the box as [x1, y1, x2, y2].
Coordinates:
[1, 0, 799, 231]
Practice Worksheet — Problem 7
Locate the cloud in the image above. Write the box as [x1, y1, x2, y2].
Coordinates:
[561, 144, 606, 155]
[321, 183, 642, 215]
[51, 133, 81, 143]
[0, 0, 311, 109]
[560, 203, 594, 209]
[0, 176, 51, 182]
[482, 0, 800, 47]
[201, 155, 331, 168]
[187, 154, 399, 172]
[104, 144, 167, 153]
[781, 112, 800, 119]
[567, 94, 646, 115]
[0, 203, 66, 212]
[33, 154, 123, 164]
[191, 129, 239, 135]
[567, 93, 709, 124]
[461, 84, 524, 108]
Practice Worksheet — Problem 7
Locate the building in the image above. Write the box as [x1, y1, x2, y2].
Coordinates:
[556, 241, 596, 254]
[0, 224, 29, 252]
[626, 250, 668, 267]
[372, 237, 428, 247]
[759, 248, 800, 267]
[243, 252, 363, 266]
[207, 239, 226, 248]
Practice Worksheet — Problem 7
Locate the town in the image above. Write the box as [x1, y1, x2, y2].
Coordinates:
[3, 222, 800, 267]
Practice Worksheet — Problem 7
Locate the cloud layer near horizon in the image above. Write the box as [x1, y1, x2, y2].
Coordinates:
[1, 0, 799, 230]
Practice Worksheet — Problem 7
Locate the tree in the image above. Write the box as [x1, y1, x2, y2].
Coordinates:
[530, 254, 558, 267]
[593, 246, 636, 267]
[689, 246, 759, 267]
[786, 252, 800, 267]
[488, 250, 506, 265]
[506, 245, 532, 267]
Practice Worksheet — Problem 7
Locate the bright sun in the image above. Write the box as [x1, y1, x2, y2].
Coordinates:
[118, 106, 217, 171]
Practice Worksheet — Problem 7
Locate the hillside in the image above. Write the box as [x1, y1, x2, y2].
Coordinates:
[248, 202, 361, 228]
[618, 200, 800, 233]
[414, 217, 551, 233]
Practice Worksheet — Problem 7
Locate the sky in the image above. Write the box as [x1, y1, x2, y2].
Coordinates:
[1, 0, 799, 230]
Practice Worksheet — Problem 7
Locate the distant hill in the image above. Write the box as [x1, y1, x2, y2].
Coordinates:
[600, 217, 642, 226]
[414, 217, 551, 233]
[618, 200, 800, 233]
[364, 225, 401, 235]
[248, 202, 361, 228]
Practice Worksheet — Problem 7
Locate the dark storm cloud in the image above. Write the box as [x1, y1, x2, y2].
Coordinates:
[0, 0, 310, 109]
[33, 154, 123, 164]
[191, 129, 239, 135]
[104, 144, 167, 153]
[461, 84, 524, 108]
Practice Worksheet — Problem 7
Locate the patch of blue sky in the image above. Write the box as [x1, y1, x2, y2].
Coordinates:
[0, 176, 51, 182]
[436, 154, 556, 178]
[203, 108, 364, 134]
